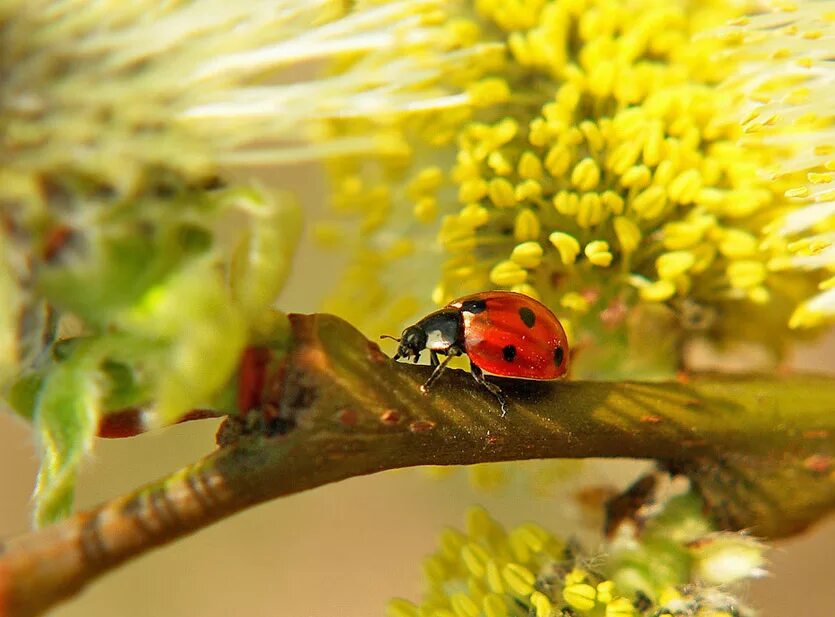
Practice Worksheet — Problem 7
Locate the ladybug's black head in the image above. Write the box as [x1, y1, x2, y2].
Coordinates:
[393, 325, 428, 363]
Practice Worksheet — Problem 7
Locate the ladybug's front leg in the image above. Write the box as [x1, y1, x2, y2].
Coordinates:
[420, 347, 460, 394]
[470, 363, 509, 416]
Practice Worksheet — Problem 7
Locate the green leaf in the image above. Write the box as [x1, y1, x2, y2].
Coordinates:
[6, 372, 43, 421]
[36, 208, 213, 325]
[227, 188, 301, 316]
[33, 345, 101, 526]
[117, 258, 247, 426]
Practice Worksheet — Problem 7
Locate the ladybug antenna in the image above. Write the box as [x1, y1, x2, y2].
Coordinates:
[380, 334, 404, 361]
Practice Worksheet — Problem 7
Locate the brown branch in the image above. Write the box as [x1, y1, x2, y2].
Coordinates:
[1, 313, 834, 617]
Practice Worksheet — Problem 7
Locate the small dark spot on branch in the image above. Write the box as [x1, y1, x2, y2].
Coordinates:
[366, 341, 388, 363]
[121, 496, 143, 518]
[804, 454, 832, 474]
[186, 472, 215, 513]
[78, 511, 108, 566]
[148, 488, 181, 529]
[265, 416, 296, 437]
[380, 409, 401, 425]
[409, 420, 436, 433]
[337, 408, 358, 427]
[289, 385, 317, 409]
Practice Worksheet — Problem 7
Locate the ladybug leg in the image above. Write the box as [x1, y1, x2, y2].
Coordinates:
[470, 363, 509, 416]
[420, 348, 460, 394]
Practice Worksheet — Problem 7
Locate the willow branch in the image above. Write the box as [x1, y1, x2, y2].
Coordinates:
[1, 313, 834, 617]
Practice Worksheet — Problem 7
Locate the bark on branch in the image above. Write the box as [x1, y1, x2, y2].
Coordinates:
[1, 313, 834, 617]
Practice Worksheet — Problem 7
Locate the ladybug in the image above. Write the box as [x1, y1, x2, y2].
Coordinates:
[384, 291, 569, 414]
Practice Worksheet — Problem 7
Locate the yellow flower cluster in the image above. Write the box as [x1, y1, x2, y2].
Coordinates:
[387, 499, 764, 617]
[323, 0, 833, 367]
[719, 1, 835, 328]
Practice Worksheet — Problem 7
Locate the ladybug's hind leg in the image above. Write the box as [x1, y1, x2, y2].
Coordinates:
[470, 363, 509, 416]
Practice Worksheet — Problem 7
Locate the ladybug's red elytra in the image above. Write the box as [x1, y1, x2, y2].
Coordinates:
[384, 291, 569, 414]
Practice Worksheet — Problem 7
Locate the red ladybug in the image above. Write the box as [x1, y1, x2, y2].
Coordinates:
[385, 291, 569, 413]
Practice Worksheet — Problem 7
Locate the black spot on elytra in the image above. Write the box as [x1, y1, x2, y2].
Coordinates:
[518, 306, 536, 328]
[502, 345, 517, 362]
[461, 298, 487, 314]
[554, 346, 564, 366]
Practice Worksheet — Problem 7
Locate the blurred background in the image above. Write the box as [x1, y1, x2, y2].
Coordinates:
[1, 238, 834, 616]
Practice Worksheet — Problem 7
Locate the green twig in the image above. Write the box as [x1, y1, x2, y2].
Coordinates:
[1, 313, 834, 617]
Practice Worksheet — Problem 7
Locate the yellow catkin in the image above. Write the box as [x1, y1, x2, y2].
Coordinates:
[563, 583, 597, 611]
[614, 216, 642, 253]
[511, 242, 544, 268]
[549, 232, 581, 264]
[585, 241, 613, 267]
[501, 563, 536, 596]
[326, 0, 835, 350]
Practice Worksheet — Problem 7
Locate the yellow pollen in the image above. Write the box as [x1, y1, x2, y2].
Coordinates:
[490, 260, 527, 286]
[483, 594, 507, 617]
[657, 251, 695, 280]
[530, 592, 552, 617]
[467, 78, 511, 107]
[515, 179, 542, 201]
[488, 151, 513, 176]
[596, 581, 615, 604]
[785, 186, 810, 199]
[511, 242, 544, 269]
[631, 185, 668, 219]
[549, 232, 581, 265]
[605, 598, 635, 617]
[621, 165, 652, 189]
[413, 197, 438, 224]
[459, 204, 490, 228]
[614, 217, 642, 253]
[459, 178, 488, 203]
[561, 292, 590, 314]
[718, 229, 758, 258]
[577, 192, 605, 228]
[639, 279, 677, 302]
[488, 178, 517, 208]
[501, 563, 535, 596]
[512, 209, 539, 241]
[727, 260, 767, 289]
[585, 241, 613, 267]
[563, 583, 597, 611]
[571, 157, 601, 191]
[518, 151, 543, 180]
[554, 190, 580, 216]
